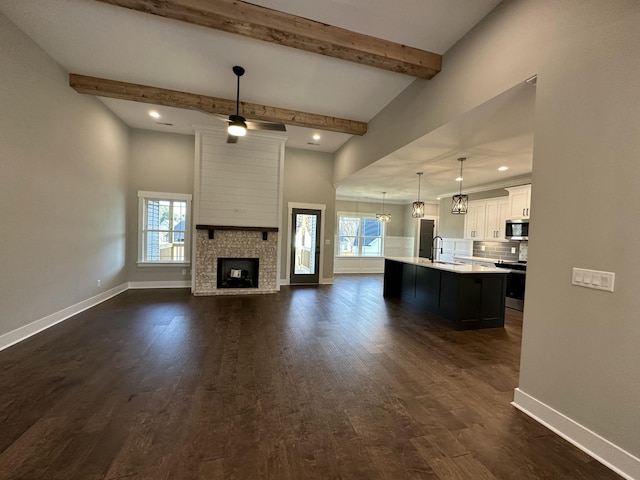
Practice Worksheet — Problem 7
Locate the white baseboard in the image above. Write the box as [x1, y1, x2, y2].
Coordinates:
[128, 280, 191, 289]
[333, 268, 384, 274]
[279, 278, 334, 285]
[0, 283, 128, 352]
[512, 388, 640, 480]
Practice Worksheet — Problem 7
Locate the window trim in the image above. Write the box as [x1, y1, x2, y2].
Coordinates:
[336, 211, 385, 258]
[137, 191, 192, 266]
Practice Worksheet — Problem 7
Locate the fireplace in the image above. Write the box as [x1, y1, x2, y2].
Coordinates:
[217, 258, 259, 289]
[192, 128, 284, 296]
[193, 227, 278, 296]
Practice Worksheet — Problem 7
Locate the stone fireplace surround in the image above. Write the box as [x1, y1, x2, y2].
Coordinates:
[193, 226, 278, 296]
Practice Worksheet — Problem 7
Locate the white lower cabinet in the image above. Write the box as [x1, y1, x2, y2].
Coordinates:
[464, 197, 509, 241]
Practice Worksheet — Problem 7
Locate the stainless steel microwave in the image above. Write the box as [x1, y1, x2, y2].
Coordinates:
[505, 220, 529, 240]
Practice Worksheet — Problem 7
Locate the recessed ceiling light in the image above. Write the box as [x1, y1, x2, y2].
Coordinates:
[149, 110, 160, 119]
[312, 133, 321, 141]
[498, 166, 509, 171]
[455, 176, 463, 182]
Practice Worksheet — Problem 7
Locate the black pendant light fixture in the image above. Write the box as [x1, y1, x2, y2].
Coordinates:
[376, 192, 391, 222]
[451, 157, 469, 214]
[412, 172, 425, 218]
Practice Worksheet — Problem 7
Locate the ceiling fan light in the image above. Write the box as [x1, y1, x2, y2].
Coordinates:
[451, 194, 468, 214]
[228, 115, 247, 137]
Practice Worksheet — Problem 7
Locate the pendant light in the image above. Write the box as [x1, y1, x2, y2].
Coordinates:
[451, 157, 469, 214]
[376, 192, 391, 222]
[412, 172, 425, 218]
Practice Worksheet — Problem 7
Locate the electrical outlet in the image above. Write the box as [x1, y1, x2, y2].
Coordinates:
[481, 245, 485, 251]
[182, 268, 186, 275]
[97, 279, 101, 287]
[572, 267, 615, 292]
[511, 247, 516, 253]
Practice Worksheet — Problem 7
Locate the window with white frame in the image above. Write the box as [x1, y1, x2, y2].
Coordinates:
[337, 213, 384, 257]
[138, 191, 192, 264]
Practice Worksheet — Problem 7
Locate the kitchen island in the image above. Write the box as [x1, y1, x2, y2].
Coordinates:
[383, 257, 508, 330]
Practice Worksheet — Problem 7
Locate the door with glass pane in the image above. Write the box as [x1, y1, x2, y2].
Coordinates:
[290, 208, 321, 284]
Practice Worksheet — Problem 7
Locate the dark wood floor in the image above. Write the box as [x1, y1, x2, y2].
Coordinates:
[0, 275, 622, 479]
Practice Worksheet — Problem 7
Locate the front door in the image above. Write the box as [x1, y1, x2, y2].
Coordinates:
[290, 208, 321, 284]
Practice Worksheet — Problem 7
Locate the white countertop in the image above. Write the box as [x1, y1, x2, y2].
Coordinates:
[453, 255, 501, 263]
[386, 257, 507, 274]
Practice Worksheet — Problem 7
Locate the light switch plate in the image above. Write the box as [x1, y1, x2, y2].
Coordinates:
[572, 267, 615, 292]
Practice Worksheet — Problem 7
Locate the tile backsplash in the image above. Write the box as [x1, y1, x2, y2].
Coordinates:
[473, 240, 528, 262]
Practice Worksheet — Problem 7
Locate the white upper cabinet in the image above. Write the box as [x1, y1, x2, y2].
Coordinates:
[506, 184, 532, 220]
[484, 197, 510, 240]
[464, 200, 487, 240]
[464, 197, 509, 241]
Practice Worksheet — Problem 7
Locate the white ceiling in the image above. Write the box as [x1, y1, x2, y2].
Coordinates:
[337, 81, 536, 202]
[0, 0, 533, 203]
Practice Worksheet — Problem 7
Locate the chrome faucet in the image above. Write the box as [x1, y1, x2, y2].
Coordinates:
[432, 236, 443, 263]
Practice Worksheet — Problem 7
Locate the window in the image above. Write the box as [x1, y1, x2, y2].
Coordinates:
[337, 213, 384, 257]
[138, 191, 192, 264]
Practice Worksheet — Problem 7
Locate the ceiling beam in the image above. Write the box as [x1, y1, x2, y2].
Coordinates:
[69, 74, 368, 136]
[94, 0, 442, 80]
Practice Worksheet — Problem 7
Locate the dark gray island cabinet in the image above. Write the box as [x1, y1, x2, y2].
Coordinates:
[383, 257, 508, 330]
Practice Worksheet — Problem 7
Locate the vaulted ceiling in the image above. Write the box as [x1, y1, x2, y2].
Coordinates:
[0, 0, 534, 202]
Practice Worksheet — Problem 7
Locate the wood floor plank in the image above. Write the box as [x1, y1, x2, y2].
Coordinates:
[0, 275, 625, 479]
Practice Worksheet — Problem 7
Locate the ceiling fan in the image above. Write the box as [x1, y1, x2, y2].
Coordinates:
[223, 65, 286, 143]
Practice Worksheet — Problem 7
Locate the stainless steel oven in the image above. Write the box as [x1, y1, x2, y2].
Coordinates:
[494, 261, 526, 311]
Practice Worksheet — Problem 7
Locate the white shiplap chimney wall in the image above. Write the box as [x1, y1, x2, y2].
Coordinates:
[194, 125, 286, 227]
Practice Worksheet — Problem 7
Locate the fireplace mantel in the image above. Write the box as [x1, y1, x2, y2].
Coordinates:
[196, 224, 279, 240]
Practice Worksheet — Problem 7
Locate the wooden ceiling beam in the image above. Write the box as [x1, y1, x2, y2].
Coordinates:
[69, 74, 368, 136]
[94, 0, 442, 80]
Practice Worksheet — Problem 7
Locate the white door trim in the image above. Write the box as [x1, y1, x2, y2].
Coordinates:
[287, 202, 326, 284]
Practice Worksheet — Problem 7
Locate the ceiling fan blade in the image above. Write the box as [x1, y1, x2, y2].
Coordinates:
[246, 120, 286, 132]
[226, 134, 238, 144]
[213, 113, 231, 123]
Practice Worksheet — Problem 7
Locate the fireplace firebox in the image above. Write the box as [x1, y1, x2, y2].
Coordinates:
[217, 258, 259, 289]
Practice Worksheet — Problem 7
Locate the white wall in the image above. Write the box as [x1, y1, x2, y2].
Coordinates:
[334, 1, 640, 475]
[126, 129, 194, 284]
[0, 12, 129, 338]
